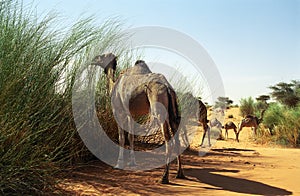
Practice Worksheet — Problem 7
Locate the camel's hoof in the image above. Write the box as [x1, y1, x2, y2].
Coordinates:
[161, 178, 169, 184]
[175, 173, 185, 179]
[114, 162, 124, 170]
[127, 162, 137, 167]
[201, 144, 211, 148]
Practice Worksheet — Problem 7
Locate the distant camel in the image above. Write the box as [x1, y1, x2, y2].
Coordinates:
[180, 93, 210, 147]
[223, 121, 238, 141]
[92, 53, 184, 184]
[197, 99, 210, 147]
[209, 118, 222, 140]
[237, 110, 266, 142]
[210, 118, 222, 130]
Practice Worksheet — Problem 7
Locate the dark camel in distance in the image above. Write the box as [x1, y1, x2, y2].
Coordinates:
[237, 110, 266, 142]
[223, 121, 238, 141]
[198, 100, 210, 147]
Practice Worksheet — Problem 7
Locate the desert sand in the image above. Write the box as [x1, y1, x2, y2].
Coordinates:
[58, 108, 300, 195]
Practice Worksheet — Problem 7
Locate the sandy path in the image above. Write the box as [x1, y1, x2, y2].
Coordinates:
[58, 108, 300, 195]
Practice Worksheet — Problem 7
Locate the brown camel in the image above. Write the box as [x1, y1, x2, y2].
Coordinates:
[223, 121, 237, 141]
[198, 100, 210, 147]
[237, 110, 266, 142]
[92, 53, 184, 184]
[180, 93, 210, 147]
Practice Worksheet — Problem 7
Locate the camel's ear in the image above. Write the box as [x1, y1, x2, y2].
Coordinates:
[91, 55, 101, 66]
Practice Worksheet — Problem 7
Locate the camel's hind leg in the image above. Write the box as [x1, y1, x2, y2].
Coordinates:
[161, 121, 172, 184]
[236, 129, 241, 142]
[225, 129, 228, 140]
[201, 125, 211, 147]
[115, 126, 125, 169]
[127, 117, 137, 167]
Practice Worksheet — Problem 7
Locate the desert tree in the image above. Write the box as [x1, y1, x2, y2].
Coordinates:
[215, 96, 233, 109]
[256, 95, 270, 111]
[269, 80, 300, 108]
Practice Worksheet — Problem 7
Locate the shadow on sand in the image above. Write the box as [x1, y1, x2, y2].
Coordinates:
[185, 167, 292, 195]
[211, 148, 256, 152]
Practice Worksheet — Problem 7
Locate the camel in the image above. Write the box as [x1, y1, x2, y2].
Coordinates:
[208, 117, 223, 140]
[180, 93, 210, 147]
[237, 110, 266, 142]
[92, 53, 184, 184]
[210, 118, 222, 130]
[198, 100, 211, 147]
[223, 121, 237, 141]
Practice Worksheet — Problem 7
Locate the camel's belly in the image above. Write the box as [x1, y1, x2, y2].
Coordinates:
[129, 92, 150, 116]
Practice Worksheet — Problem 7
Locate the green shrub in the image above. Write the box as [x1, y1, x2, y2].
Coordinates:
[260, 103, 300, 147]
[274, 106, 300, 147]
[239, 97, 255, 116]
[262, 103, 284, 132]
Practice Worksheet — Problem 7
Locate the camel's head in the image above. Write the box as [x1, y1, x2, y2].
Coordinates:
[92, 53, 117, 75]
[92, 53, 117, 94]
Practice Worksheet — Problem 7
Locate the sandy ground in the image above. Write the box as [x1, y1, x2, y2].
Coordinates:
[58, 108, 300, 195]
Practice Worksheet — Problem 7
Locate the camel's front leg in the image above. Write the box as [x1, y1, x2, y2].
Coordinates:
[207, 126, 211, 147]
[115, 126, 125, 169]
[200, 126, 206, 147]
[253, 126, 257, 135]
[201, 125, 211, 147]
[128, 133, 137, 166]
[225, 129, 228, 139]
[172, 126, 184, 179]
[236, 130, 240, 142]
[127, 117, 137, 167]
[174, 129, 185, 179]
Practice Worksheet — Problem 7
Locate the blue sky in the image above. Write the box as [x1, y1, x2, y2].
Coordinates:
[25, 0, 300, 104]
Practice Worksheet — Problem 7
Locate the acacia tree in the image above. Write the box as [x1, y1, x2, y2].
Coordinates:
[256, 95, 270, 103]
[215, 96, 233, 109]
[269, 80, 300, 108]
[256, 95, 270, 111]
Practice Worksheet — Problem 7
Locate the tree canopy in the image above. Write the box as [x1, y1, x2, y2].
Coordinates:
[269, 80, 300, 108]
[215, 96, 233, 109]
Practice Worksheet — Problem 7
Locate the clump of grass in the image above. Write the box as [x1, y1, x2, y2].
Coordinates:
[0, 0, 126, 193]
[262, 103, 284, 133]
[273, 106, 300, 147]
[258, 103, 300, 147]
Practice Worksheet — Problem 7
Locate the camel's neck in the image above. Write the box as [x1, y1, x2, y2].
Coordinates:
[106, 67, 115, 95]
[258, 110, 266, 124]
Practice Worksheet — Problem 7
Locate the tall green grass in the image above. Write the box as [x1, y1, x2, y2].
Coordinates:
[261, 103, 300, 147]
[239, 97, 255, 116]
[0, 0, 126, 193]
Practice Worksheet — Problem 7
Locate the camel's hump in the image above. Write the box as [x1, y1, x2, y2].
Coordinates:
[125, 60, 152, 75]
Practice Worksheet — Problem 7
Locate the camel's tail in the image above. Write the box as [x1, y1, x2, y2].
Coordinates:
[167, 88, 181, 136]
